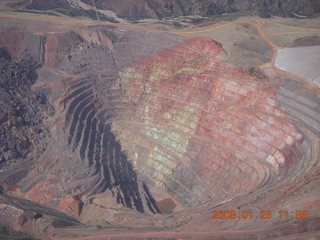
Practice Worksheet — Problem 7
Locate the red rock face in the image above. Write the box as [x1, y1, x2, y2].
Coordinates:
[44, 35, 59, 67]
[0, 30, 24, 56]
[113, 37, 303, 207]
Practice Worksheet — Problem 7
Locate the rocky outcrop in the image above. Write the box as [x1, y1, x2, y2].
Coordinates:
[81, 0, 320, 19]
[14, 0, 118, 22]
[14, 0, 320, 20]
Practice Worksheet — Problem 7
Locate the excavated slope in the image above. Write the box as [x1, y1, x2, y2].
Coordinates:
[0, 22, 319, 239]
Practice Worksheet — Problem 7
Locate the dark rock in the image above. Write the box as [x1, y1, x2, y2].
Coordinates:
[0, 49, 51, 166]
[80, 0, 320, 20]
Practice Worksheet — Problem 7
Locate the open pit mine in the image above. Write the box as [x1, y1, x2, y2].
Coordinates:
[0, 1, 320, 240]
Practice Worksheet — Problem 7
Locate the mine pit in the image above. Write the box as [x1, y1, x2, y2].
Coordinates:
[0, 8, 319, 240]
